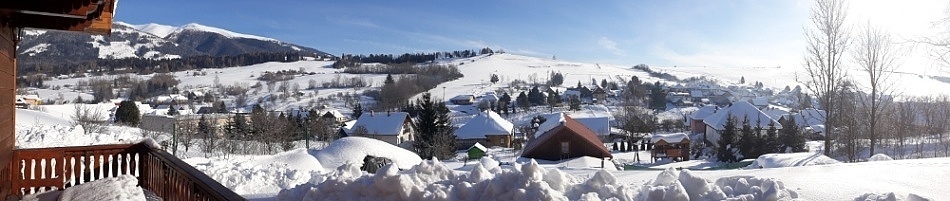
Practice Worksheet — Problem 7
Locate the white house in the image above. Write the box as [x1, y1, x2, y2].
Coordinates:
[702, 101, 782, 145]
[455, 110, 514, 148]
[347, 112, 415, 148]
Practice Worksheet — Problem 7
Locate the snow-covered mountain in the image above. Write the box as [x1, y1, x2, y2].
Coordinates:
[17, 21, 332, 64]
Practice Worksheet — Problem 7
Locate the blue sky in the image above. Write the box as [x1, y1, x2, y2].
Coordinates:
[116, 0, 945, 68]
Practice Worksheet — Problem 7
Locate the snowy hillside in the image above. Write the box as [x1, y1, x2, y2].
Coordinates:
[651, 65, 950, 97]
[424, 53, 660, 100]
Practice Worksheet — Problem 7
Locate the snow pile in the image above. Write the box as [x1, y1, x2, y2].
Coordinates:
[560, 156, 619, 171]
[638, 168, 798, 200]
[185, 148, 325, 197]
[15, 124, 147, 149]
[314, 137, 422, 169]
[854, 192, 932, 201]
[277, 159, 639, 200]
[868, 153, 894, 161]
[45, 175, 145, 201]
[745, 152, 840, 169]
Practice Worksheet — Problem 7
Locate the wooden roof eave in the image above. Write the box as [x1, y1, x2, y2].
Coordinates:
[1, 0, 115, 35]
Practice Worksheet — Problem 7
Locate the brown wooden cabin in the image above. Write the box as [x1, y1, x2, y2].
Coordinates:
[650, 133, 690, 162]
[521, 114, 612, 161]
[1, 1, 242, 200]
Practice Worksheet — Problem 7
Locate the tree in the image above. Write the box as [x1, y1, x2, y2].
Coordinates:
[800, 0, 849, 156]
[516, 92, 530, 112]
[853, 24, 897, 158]
[166, 104, 180, 116]
[550, 72, 564, 86]
[72, 104, 104, 134]
[490, 74, 499, 84]
[738, 118, 757, 160]
[717, 116, 739, 162]
[650, 81, 666, 110]
[384, 74, 395, 85]
[413, 93, 456, 159]
[352, 102, 363, 119]
[568, 95, 582, 111]
[213, 101, 228, 113]
[779, 117, 806, 152]
[740, 76, 746, 84]
[114, 100, 140, 126]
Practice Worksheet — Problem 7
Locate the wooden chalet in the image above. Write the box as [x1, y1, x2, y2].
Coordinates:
[521, 114, 612, 161]
[650, 133, 690, 162]
[1, 1, 243, 200]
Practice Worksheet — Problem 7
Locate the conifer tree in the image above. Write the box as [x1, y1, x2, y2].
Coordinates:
[717, 116, 738, 162]
[413, 93, 456, 159]
[115, 100, 140, 126]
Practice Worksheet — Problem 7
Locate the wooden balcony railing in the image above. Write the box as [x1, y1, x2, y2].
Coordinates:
[7, 142, 244, 201]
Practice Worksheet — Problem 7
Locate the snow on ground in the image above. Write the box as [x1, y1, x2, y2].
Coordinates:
[745, 152, 841, 169]
[183, 148, 325, 199]
[313, 137, 422, 170]
[21, 175, 146, 201]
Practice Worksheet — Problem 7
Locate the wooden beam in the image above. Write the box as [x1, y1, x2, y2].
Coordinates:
[0, 0, 101, 18]
[0, 22, 16, 200]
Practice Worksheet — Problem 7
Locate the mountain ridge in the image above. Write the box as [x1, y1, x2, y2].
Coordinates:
[17, 21, 332, 66]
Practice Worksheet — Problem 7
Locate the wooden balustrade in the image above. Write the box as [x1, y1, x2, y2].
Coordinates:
[6, 142, 244, 201]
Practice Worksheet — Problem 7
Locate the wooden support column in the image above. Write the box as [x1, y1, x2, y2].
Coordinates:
[0, 21, 16, 199]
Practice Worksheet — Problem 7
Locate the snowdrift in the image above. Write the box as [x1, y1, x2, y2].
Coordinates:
[313, 137, 423, 170]
[745, 152, 840, 169]
[277, 158, 799, 201]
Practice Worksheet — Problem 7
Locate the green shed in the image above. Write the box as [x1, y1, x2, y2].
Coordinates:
[467, 142, 488, 160]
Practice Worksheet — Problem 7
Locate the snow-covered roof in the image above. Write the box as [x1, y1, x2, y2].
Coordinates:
[573, 117, 609, 136]
[469, 142, 488, 151]
[535, 113, 568, 137]
[751, 97, 769, 106]
[691, 105, 718, 120]
[456, 110, 514, 139]
[703, 101, 782, 130]
[651, 133, 689, 143]
[761, 107, 790, 120]
[481, 94, 499, 103]
[350, 112, 410, 135]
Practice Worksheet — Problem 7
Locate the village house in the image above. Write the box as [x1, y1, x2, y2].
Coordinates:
[455, 110, 514, 149]
[702, 101, 782, 146]
[689, 105, 718, 136]
[14, 95, 42, 109]
[592, 87, 607, 104]
[650, 133, 690, 162]
[450, 94, 476, 105]
[346, 111, 415, 148]
[521, 113, 612, 161]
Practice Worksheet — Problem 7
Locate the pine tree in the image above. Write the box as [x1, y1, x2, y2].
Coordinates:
[738, 118, 757, 160]
[413, 93, 456, 159]
[214, 101, 228, 113]
[779, 118, 806, 152]
[717, 116, 738, 162]
[115, 100, 140, 126]
[516, 92, 530, 112]
[764, 122, 779, 154]
[569, 95, 582, 111]
[490, 74, 499, 84]
[226, 113, 250, 140]
[352, 102, 363, 119]
[167, 104, 180, 116]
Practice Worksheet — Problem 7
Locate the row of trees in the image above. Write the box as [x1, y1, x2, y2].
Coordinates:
[333, 48, 492, 68]
[367, 64, 463, 110]
[19, 52, 307, 77]
[716, 116, 807, 162]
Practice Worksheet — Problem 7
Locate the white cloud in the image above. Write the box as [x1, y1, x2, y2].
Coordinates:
[598, 37, 624, 56]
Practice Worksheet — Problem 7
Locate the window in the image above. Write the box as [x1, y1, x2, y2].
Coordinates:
[560, 142, 570, 154]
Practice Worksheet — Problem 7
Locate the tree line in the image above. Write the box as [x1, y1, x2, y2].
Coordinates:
[18, 52, 309, 77]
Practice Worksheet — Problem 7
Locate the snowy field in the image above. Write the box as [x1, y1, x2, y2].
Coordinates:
[15, 107, 950, 200]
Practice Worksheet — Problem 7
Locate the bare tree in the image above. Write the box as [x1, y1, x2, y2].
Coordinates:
[800, 0, 850, 156]
[853, 23, 898, 158]
[71, 104, 105, 134]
